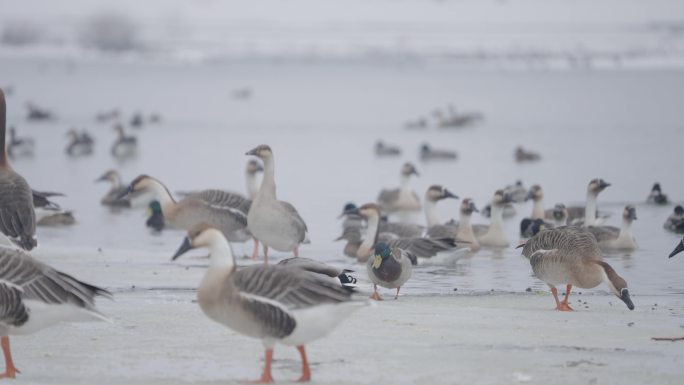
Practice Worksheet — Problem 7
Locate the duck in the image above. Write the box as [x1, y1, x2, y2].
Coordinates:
[65, 129, 94, 157]
[477, 190, 513, 248]
[520, 185, 554, 237]
[669, 235, 684, 258]
[514, 146, 541, 162]
[587, 205, 638, 251]
[0, 89, 36, 250]
[367, 242, 413, 300]
[146, 200, 164, 232]
[374, 141, 402, 157]
[339, 203, 424, 239]
[377, 162, 421, 215]
[29, 190, 74, 226]
[504, 180, 528, 203]
[95, 170, 131, 207]
[25, 102, 53, 121]
[276, 257, 357, 290]
[95, 109, 120, 123]
[663, 205, 684, 233]
[123, 175, 252, 244]
[519, 219, 549, 238]
[646, 182, 669, 205]
[171, 224, 368, 383]
[246, 145, 309, 262]
[561, 178, 611, 226]
[111, 124, 137, 157]
[420, 143, 457, 161]
[348, 203, 459, 264]
[518, 226, 634, 311]
[0, 247, 111, 378]
[7, 127, 34, 159]
[245, 159, 264, 200]
[551, 203, 569, 227]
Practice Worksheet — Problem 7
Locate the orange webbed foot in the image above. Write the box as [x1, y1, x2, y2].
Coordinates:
[0, 367, 20, 379]
[370, 291, 383, 301]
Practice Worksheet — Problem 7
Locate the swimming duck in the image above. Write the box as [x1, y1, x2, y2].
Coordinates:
[647, 183, 669, 205]
[65, 129, 94, 157]
[477, 190, 513, 248]
[95, 170, 131, 207]
[664, 205, 684, 233]
[420, 143, 457, 161]
[377, 162, 421, 215]
[171, 224, 367, 383]
[514, 146, 541, 162]
[367, 242, 413, 300]
[587, 205, 638, 251]
[519, 226, 634, 311]
[7, 127, 34, 159]
[146, 200, 164, 232]
[374, 141, 402, 157]
[111, 124, 137, 157]
[520, 185, 554, 237]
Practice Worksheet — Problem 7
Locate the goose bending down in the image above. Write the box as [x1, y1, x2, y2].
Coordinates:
[477, 190, 513, 248]
[7, 127, 34, 158]
[277, 257, 357, 290]
[420, 144, 457, 161]
[95, 170, 131, 207]
[111, 124, 137, 157]
[0, 89, 36, 250]
[123, 175, 251, 243]
[557, 179, 611, 226]
[367, 242, 413, 300]
[669, 235, 684, 258]
[374, 141, 402, 157]
[587, 205, 638, 251]
[377, 162, 421, 215]
[171, 225, 368, 383]
[664, 205, 684, 233]
[348, 203, 459, 263]
[146, 200, 164, 232]
[65, 129, 94, 157]
[0, 247, 111, 378]
[647, 183, 669, 205]
[246, 145, 309, 262]
[339, 203, 423, 238]
[245, 160, 264, 200]
[519, 226, 634, 311]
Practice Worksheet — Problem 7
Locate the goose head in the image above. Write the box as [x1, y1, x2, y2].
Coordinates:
[95, 169, 120, 184]
[460, 198, 478, 215]
[623, 205, 637, 223]
[118, 174, 160, 201]
[371, 242, 392, 269]
[246, 159, 264, 175]
[600, 262, 634, 310]
[246, 144, 273, 160]
[552, 203, 568, 222]
[401, 162, 419, 177]
[492, 189, 512, 207]
[588, 178, 610, 195]
[425, 185, 458, 202]
[651, 183, 662, 194]
[669, 236, 684, 259]
[172, 224, 225, 260]
[525, 185, 543, 202]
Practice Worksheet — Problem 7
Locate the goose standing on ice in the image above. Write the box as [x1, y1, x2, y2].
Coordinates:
[367, 242, 413, 300]
[246, 145, 309, 262]
[349, 203, 458, 263]
[111, 124, 137, 158]
[669, 235, 684, 258]
[374, 141, 402, 157]
[245, 159, 264, 200]
[519, 226, 634, 311]
[587, 205, 638, 251]
[95, 170, 131, 207]
[0, 247, 111, 378]
[7, 127, 34, 159]
[477, 190, 512, 248]
[0, 89, 36, 250]
[646, 183, 669, 205]
[377, 162, 421, 215]
[171, 225, 367, 383]
[664, 205, 684, 233]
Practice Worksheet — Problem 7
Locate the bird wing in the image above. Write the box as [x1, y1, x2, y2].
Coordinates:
[0, 171, 36, 250]
[0, 280, 28, 327]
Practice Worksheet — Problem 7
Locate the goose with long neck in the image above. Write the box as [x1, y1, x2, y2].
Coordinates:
[95, 169, 131, 207]
[351, 203, 458, 264]
[111, 124, 137, 157]
[377, 162, 421, 215]
[246, 145, 309, 263]
[123, 175, 251, 243]
[519, 226, 634, 311]
[424, 185, 458, 228]
[245, 159, 263, 200]
[477, 190, 512, 248]
[0, 88, 36, 250]
[587, 205, 638, 251]
[171, 224, 367, 383]
[583, 179, 610, 226]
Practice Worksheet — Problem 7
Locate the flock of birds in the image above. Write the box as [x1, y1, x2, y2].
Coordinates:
[0, 86, 683, 382]
[375, 140, 541, 163]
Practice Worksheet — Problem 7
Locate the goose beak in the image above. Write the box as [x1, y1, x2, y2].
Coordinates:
[245, 147, 258, 156]
[515, 242, 526, 249]
[172, 237, 194, 261]
[619, 288, 635, 310]
[444, 189, 459, 199]
[669, 240, 684, 258]
[117, 185, 133, 199]
[524, 190, 535, 202]
[600, 180, 611, 189]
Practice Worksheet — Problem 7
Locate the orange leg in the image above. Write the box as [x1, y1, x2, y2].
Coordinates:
[560, 284, 574, 311]
[295, 345, 311, 382]
[550, 287, 573, 311]
[293, 247, 299, 258]
[249, 348, 274, 383]
[0, 336, 20, 379]
[251, 238, 260, 261]
[370, 284, 383, 301]
[263, 245, 269, 265]
[394, 287, 401, 300]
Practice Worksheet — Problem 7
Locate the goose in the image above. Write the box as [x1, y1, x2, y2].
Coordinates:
[663, 205, 684, 233]
[481, 202, 516, 219]
[65, 129, 94, 157]
[560, 179, 611, 226]
[171, 224, 368, 383]
[339, 203, 423, 238]
[367, 242, 413, 300]
[587, 205, 638, 251]
[518, 226, 634, 311]
[111, 124, 137, 157]
[504, 180, 527, 203]
[95, 170, 131, 207]
[146, 200, 164, 232]
[348, 203, 458, 263]
[646, 182, 669, 205]
[377, 162, 421, 214]
[669, 235, 684, 258]
[374, 141, 402, 157]
[477, 190, 513, 248]
[514, 146, 541, 162]
[426, 199, 484, 250]
[520, 185, 554, 237]
[551, 203, 569, 227]
[245, 160, 264, 200]
[0, 247, 111, 378]
[95, 108, 120, 123]
[0, 89, 36, 250]
[276, 257, 357, 290]
[122, 175, 251, 244]
[7, 127, 34, 158]
[420, 143, 457, 161]
[246, 145, 309, 262]
[25, 102, 53, 121]
[423, 185, 459, 234]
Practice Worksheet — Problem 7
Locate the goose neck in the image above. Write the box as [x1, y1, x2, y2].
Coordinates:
[425, 199, 441, 227]
[208, 235, 236, 270]
[532, 198, 545, 219]
[585, 192, 597, 225]
[258, 155, 276, 200]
